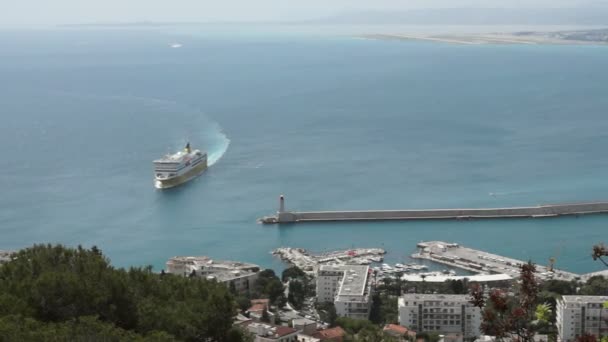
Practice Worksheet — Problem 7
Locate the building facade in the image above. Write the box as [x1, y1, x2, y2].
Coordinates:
[166, 256, 260, 294]
[556, 295, 608, 342]
[316, 265, 373, 319]
[398, 294, 481, 339]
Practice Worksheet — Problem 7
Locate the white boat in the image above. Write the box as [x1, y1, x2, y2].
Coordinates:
[357, 259, 371, 265]
[154, 143, 208, 189]
[409, 264, 429, 271]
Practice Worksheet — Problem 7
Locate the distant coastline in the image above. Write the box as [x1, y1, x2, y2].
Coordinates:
[361, 28, 608, 45]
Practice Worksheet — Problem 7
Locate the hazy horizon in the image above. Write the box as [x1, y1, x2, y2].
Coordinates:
[3, 0, 608, 28]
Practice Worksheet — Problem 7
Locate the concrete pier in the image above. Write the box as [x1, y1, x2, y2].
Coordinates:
[259, 196, 608, 224]
[413, 241, 580, 281]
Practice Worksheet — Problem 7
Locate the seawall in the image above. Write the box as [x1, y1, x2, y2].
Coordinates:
[259, 201, 608, 224]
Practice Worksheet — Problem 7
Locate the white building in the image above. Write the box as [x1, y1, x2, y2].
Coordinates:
[244, 322, 299, 342]
[556, 295, 608, 342]
[166, 256, 260, 294]
[398, 294, 481, 339]
[316, 265, 373, 319]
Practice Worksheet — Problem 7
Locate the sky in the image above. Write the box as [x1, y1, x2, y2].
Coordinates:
[1, 0, 604, 27]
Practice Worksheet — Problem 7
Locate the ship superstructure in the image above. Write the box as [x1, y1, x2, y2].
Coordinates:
[154, 143, 207, 189]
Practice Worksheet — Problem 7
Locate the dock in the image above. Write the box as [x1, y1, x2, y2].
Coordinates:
[412, 241, 581, 281]
[272, 247, 385, 272]
[259, 196, 608, 224]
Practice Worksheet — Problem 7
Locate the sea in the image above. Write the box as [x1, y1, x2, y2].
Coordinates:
[1, 25, 607, 275]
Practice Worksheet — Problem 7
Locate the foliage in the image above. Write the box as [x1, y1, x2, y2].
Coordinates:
[337, 317, 397, 342]
[535, 303, 552, 322]
[579, 276, 608, 296]
[316, 302, 337, 326]
[540, 279, 577, 296]
[369, 293, 398, 325]
[592, 244, 608, 267]
[0, 244, 246, 342]
[288, 280, 306, 310]
[236, 296, 252, 313]
[253, 269, 286, 307]
[577, 333, 597, 342]
[378, 277, 469, 296]
[470, 261, 540, 342]
[281, 266, 306, 282]
[0, 314, 176, 341]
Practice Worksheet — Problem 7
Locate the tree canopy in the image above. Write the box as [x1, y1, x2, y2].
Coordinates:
[0, 244, 247, 342]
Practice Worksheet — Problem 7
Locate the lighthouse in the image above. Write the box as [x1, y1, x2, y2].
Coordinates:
[279, 195, 285, 213]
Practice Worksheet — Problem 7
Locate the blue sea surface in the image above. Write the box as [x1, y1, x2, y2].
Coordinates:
[0, 28, 607, 274]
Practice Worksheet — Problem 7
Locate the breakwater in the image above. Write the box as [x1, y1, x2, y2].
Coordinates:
[259, 196, 608, 224]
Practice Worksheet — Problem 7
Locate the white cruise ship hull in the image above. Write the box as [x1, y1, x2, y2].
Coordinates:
[154, 160, 208, 189]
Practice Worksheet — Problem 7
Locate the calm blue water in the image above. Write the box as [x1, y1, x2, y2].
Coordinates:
[1, 27, 607, 274]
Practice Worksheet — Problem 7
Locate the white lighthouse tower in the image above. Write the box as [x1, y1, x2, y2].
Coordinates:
[279, 195, 285, 213]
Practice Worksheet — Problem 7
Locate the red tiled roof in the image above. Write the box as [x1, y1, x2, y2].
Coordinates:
[248, 303, 267, 313]
[275, 326, 298, 337]
[312, 327, 346, 341]
[383, 324, 409, 335]
[248, 299, 270, 313]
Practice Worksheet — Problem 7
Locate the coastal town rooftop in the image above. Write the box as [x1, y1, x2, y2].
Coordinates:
[165, 256, 261, 280]
[561, 295, 608, 304]
[319, 264, 371, 297]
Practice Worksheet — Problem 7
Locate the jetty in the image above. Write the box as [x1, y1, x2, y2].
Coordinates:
[272, 247, 385, 272]
[413, 241, 580, 281]
[259, 195, 608, 224]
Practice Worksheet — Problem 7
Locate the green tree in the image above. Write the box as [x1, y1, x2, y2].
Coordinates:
[580, 276, 608, 296]
[470, 261, 540, 342]
[282, 267, 306, 282]
[0, 244, 247, 342]
[316, 302, 337, 326]
[288, 280, 306, 310]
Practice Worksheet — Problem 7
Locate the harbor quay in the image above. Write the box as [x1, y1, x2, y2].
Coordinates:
[259, 195, 608, 224]
[272, 247, 386, 272]
[413, 241, 581, 282]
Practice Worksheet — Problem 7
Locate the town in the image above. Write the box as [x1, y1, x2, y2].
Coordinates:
[162, 241, 608, 342]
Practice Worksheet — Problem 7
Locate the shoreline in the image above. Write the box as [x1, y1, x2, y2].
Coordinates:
[360, 30, 608, 45]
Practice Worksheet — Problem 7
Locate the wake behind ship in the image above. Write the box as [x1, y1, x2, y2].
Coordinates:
[154, 143, 208, 189]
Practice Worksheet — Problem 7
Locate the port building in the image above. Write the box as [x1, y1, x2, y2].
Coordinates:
[556, 295, 608, 342]
[166, 256, 261, 294]
[398, 294, 481, 339]
[316, 265, 373, 319]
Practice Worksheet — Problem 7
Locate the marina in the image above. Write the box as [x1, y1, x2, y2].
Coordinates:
[259, 196, 608, 224]
[272, 247, 386, 272]
[413, 241, 582, 281]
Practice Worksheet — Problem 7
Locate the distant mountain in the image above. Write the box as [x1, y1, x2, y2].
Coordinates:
[312, 8, 608, 26]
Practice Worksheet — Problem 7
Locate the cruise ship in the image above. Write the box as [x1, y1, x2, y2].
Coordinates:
[153, 143, 208, 189]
